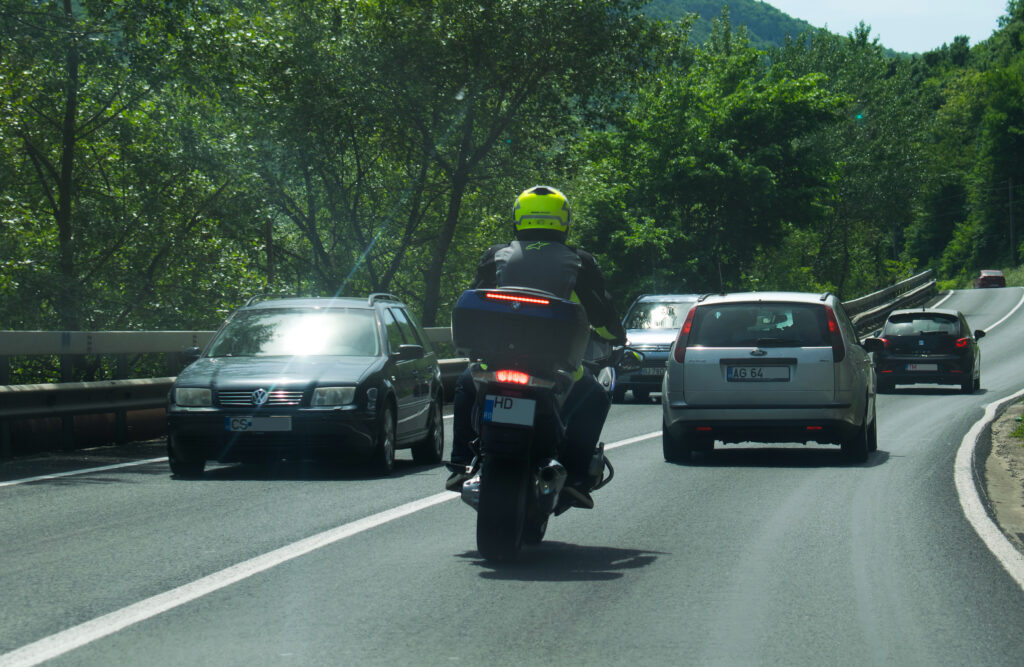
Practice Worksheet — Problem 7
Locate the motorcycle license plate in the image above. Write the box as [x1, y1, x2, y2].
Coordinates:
[483, 395, 535, 426]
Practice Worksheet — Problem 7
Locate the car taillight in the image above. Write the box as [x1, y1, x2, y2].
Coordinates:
[495, 369, 530, 385]
[880, 337, 891, 349]
[484, 291, 550, 306]
[955, 337, 969, 348]
[673, 307, 697, 363]
[823, 306, 845, 362]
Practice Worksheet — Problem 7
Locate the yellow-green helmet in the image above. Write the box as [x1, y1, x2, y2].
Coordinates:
[512, 186, 571, 236]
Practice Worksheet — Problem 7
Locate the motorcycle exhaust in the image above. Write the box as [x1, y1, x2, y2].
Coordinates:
[460, 474, 481, 511]
[536, 459, 567, 514]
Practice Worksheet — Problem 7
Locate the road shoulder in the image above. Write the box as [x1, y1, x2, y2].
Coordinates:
[986, 398, 1024, 553]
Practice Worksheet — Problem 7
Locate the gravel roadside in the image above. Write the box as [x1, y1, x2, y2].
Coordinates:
[985, 398, 1024, 553]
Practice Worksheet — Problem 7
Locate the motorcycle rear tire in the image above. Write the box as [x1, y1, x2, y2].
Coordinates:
[477, 456, 529, 562]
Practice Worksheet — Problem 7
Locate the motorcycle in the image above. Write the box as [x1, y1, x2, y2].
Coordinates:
[450, 287, 643, 562]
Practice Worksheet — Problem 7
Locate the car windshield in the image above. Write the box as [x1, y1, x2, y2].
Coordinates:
[883, 314, 959, 336]
[624, 302, 692, 330]
[690, 302, 828, 347]
[206, 308, 379, 357]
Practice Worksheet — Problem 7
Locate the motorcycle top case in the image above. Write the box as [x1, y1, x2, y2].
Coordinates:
[452, 288, 590, 373]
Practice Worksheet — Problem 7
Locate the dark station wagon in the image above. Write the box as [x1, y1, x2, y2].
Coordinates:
[166, 294, 444, 477]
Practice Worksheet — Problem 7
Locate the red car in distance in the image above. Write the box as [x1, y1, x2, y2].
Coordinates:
[973, 270, 1006, 288]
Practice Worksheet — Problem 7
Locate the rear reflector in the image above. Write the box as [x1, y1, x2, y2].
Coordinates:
[485, 291, 550, 306]
[696, 426, 712, 432]
[806, 426, 823, 431]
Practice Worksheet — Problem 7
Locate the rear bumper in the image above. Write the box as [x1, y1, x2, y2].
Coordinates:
[876, 356, 972, 385]
[663, 402, 859, 445]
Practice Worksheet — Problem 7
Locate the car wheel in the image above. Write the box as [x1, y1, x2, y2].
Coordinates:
[662, 419, 693, 464]
[974, 375, 981, 392]
[841, 411, 870, 463]
[167, 435, 205, 478]
[634, 388, 651, 403]
[961, 377, 974, 394]
[372, 404, 396, 475]
[867, 404, 878, 453]
[611, 385, 626, 403]
[877, 379, 893, 394]
[411, 397, 444, 465]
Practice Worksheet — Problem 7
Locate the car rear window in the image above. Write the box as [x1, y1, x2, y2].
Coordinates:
[207, 308, 380, 357]
[882, 313, 959, 336]
[624, 301, 693, 330]
[690, 302, 828, 348]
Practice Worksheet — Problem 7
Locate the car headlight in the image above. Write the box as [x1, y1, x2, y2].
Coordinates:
[175, 388, 212, 407]
[312, 387, 356, 406]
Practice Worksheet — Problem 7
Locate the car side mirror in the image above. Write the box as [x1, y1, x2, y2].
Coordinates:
[393, 344, 425, 361]
[183, 346, 202, 363]
[862, 338, 884, 353]
[974, 329, 986, 340]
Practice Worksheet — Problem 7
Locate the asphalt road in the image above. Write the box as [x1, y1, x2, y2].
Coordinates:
[1, 289, 1023, 666]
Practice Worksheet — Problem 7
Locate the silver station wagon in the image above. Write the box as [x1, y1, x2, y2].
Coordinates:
[661, 291, 877, 463]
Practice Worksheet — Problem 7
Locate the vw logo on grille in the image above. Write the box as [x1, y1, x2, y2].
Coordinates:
[251, 388, 269, 406]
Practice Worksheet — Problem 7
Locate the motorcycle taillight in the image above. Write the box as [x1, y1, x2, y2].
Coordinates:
[484, 291, 550, 306]
[495, 369, 530, 385]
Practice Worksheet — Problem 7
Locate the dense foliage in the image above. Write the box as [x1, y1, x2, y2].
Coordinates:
[1, 0, 1022, 358]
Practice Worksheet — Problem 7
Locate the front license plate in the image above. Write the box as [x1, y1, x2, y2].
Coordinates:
[483, 395, 536, 426]
[726, 365, 790, 382]
[225, 416, 292, 432]
[906, 363, 937, 372]
[642, 366, 666, 376]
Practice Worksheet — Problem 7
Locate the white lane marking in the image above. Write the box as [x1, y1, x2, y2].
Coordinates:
[954, 388, 1024, 592]
[932, 290, 954, 307]
[0, 458, 166, 489]
[0, 432, 660, 666]
[981, 287, 1024, 332]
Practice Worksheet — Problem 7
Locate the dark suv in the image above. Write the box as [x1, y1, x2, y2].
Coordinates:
[616, 294, 699, 403]
[167, 294, 444, 477]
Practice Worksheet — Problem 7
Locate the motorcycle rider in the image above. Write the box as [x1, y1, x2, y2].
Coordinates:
[446, 186, 627, 507]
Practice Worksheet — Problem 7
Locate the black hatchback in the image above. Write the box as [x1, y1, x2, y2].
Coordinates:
[865, 308, 985, 394]
[166, 294, 444, 477]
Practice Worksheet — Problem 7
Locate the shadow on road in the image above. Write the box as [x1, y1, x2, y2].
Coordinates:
[667, 447, 891, 469]
[176, 458, 441, 482]
[458, 542, 665, 582]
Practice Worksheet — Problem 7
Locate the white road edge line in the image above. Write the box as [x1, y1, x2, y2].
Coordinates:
[954, 389, 1024, 592]
[980, 286, 1024, 332]
[0, 458, 166, 489]
[0, 432, 660, 667]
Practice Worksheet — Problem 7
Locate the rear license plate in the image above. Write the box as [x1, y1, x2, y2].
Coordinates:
[726, 366, 790, 382]
[642, 366, 665, 376]
[225, 416, 292, 432]
[906, 363, 937, 371]
[483, 395, 536, 426]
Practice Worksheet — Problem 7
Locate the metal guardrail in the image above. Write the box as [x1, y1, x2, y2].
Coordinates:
[0, 274, 935, 457]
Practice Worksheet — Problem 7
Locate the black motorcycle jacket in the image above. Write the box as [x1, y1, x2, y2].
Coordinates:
[470, 233, 627, 345]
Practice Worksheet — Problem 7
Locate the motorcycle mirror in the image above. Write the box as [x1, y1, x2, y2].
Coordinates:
[616, 348, 644, 373]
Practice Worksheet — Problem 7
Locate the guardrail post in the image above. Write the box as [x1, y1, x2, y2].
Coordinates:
[0, 355, 8, 385]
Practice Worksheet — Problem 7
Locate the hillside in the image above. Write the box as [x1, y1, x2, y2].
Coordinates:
[645, 0, 817, 49]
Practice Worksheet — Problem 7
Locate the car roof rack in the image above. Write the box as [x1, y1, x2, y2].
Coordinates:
[697, 292, 725, 302]
[244, 293, 300, 307]
[368, 292, 402, 306]
[819, 291, 832, 302]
